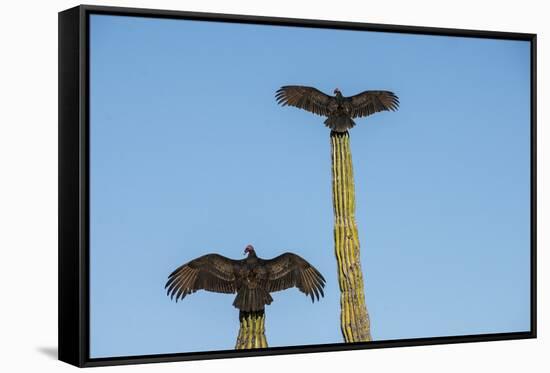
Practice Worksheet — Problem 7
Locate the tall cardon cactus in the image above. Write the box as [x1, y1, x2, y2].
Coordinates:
[275, 84, 399, 342]
[330, 131, 372, 342]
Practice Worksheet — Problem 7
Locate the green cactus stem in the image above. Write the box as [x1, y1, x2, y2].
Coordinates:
[330, 131, 372, 342]
[235, 310, 268, 349]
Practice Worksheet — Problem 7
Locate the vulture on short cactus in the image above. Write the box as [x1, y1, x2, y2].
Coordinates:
[165, 245, 326, 312]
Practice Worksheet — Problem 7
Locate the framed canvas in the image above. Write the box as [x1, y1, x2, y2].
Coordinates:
[58, 4, 537, 368]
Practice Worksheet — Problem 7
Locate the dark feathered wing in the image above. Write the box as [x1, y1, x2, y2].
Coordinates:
[344, 90, 399, 118]
[275, 85, 336, 116]
[165, 254, 238, 302]
[263, 253, 326, 302]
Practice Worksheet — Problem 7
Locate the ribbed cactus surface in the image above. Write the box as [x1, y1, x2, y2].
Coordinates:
[235, 310, 268, 349]
[330, 131, 372, 342]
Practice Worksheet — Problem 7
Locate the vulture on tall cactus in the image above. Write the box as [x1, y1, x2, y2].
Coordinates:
[165, 245, 326, 312]
[275, 85, 399, 132]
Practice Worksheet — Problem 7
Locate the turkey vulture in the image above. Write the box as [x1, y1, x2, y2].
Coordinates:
[165, 245, 326, 312]
[275, 85, 399, 132]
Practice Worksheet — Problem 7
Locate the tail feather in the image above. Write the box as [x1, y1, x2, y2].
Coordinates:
[324, 115, 355, 132]
[233, 288, 273, 312]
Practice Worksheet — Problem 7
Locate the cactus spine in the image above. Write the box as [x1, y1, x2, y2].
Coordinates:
[330, 131, 372, 342]
[235, 310, 268, 349]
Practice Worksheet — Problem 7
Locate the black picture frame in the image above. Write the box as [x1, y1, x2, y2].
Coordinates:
[58, 4, 537, 368]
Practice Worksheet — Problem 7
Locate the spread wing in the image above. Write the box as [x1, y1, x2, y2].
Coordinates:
[344, 90, 399, 118]
[275, 85, 336, 117]
[263, 252, 326, 302]
[165, 254, 239, 302]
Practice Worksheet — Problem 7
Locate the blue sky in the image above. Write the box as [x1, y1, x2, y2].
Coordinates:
[89, 14, 531, 358]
